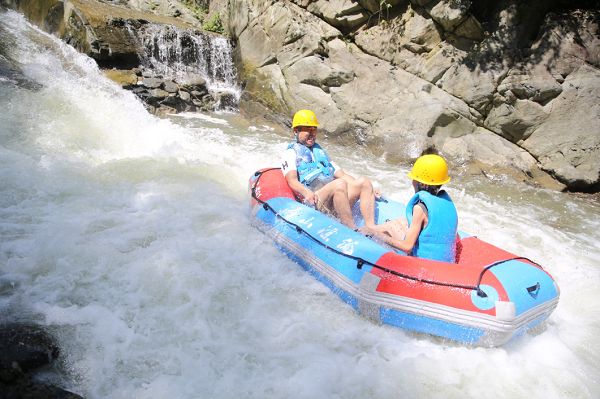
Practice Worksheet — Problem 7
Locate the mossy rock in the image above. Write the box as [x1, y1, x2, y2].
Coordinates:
[102, 69, 139, 88]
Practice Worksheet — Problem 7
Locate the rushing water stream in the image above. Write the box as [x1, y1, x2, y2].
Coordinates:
[1, 9, 599, 399]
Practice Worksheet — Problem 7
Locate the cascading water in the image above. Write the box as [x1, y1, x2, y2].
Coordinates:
[136, 23, 240, 109]
[1, 8, 599, 399]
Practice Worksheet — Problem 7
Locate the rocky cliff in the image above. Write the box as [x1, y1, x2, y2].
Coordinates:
[6, 0, 600, 192]
[215, 0, 600, 192]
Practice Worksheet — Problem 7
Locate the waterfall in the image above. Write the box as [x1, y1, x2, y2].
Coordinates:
[135, 23, 240, 109]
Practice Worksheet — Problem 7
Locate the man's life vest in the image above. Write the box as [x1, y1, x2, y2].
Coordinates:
[406, 190, 458, 263]
[287, 142, 335, 190]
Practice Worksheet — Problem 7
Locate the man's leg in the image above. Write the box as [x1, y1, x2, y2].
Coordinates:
[346, 177, 376, 227]
[314, 179, 355, 229]
[372, 218, 408, 239]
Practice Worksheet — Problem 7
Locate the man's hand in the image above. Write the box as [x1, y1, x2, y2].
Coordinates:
[303, 190, 318, 206]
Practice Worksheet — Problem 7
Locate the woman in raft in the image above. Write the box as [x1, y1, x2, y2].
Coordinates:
[359, 154, 458, 263]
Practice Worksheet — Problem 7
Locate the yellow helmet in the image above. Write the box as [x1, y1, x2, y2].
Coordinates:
[407, 154, 450, 185]
[292, 110, 319, 128]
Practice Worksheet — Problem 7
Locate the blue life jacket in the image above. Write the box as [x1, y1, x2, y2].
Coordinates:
[287, 142, 335, 189]
[406, 190, 458, 263]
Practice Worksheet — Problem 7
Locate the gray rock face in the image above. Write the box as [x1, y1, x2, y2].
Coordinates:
[218, 0, 599, 192]
[521, 65, 600, 191]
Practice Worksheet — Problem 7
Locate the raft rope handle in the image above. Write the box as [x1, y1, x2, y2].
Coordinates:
[251, 169, 543, 298]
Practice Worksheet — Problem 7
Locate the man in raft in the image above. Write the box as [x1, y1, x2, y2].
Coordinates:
[281, 110, 380, 230]
[359, 155, 458, 263]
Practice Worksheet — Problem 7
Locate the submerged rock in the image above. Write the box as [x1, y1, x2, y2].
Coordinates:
[0, 361, 83, 399]
[0, 324, 59, 373]
[0, 324, 83, 398]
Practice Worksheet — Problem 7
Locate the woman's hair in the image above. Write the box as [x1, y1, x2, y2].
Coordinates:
[421, 184, 441, 195]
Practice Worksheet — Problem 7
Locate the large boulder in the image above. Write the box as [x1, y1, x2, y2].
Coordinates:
[521, 64, 600, 191]
[304, 0, 370, 32]
[483, 9, 600, 191]
[425, 0, 471, 32]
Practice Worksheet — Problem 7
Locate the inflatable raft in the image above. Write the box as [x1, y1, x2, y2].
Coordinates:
[249, 168, 560, 346]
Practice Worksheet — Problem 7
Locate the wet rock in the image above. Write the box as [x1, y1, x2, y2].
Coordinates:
[142, 77, 164, 89]
[101, 67, 216, 114]
[148, 88, 169, 100]
[0, 324, 83, 399]
[0, 361, 83, 399]
[176, 74, 206, 88]
[163, 80, 179, 93]
[0, 42, 44, 91]
[102, 69, 139, 89]
[216, 92, 237, 109]
[180, 91, 191, 102]
[0, 324, 59, 373]
[155, 105, 178, 116]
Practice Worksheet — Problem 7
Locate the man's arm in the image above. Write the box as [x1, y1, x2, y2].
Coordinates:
[284, 170, 318, 206]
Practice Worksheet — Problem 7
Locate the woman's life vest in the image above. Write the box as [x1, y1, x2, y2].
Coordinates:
[406, 190, 458, 263]
[287, 142, 335, 190]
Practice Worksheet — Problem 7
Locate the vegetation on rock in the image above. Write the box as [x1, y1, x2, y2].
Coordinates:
[203, 12, 226, 35]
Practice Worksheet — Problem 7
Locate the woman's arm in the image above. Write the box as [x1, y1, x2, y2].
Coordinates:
[360, 205, 427, 253]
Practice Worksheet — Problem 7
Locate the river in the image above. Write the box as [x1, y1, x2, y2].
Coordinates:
[1, 9, 599, 399]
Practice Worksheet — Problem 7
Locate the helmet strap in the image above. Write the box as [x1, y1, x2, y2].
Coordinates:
[417, 182, 422, 192]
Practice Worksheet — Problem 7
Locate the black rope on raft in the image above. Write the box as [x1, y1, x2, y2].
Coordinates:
[251, 168, 543, 298]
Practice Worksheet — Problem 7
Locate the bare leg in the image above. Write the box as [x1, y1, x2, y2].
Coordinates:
[346, 177, 376, 227]
[315, 179, 355, 229]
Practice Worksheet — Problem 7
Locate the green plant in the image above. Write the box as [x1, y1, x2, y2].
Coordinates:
[203, 12, 226, 35]
[379, 0, 391, 24]
[367, 0, 392, 28]
[343, 38, 354, 52]
[183, 0, 209, 22]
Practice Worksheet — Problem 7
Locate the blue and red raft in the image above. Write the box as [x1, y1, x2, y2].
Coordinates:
[249, 168, 560, 346]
